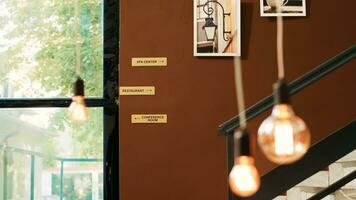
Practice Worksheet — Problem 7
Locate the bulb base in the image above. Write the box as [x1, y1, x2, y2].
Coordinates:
[234, 129, 251, 157]
[273, 79, 289, 104]
[74, 77, 84, 96]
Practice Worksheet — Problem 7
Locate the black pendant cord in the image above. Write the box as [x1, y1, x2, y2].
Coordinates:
[274, 79, 289, 104]
[74, 78, 84, 96]
[233, 129, 251, 158]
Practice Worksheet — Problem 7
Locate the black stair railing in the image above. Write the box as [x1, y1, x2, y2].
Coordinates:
[219, 45, 356, 135]
[238, 121, 356, 200]
[219, 45, 356, 200]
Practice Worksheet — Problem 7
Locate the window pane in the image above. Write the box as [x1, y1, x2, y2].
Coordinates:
[51, 162, 103, 200]
[0, 0, 103, 98]
[3, 153, 31, 200]
[0, 108, 103, 199]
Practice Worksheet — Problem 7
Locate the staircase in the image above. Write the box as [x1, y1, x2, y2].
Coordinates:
[233, 121, 356, 200]
[217, 45, 356, 200]
[274, 150, 356, 200]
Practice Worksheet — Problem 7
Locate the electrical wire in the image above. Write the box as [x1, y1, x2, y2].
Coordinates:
[74, 0, 81, 76]
[232, 56, 249, 163]
[233, 57, 247, 130]
[276, 14, 285, 79]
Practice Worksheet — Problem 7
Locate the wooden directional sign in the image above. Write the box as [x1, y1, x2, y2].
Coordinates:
[119, 86, 155, 96]
[131, 57, 167, 67]
[131, 114, 168, 124]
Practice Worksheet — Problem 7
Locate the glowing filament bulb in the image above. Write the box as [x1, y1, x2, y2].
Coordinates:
[274, 122, 294, 155]
[258, 104, 310, 164]
[229, 156, 260, 197]
[68, 77, 88, 122]
[69, 95, 88, 122]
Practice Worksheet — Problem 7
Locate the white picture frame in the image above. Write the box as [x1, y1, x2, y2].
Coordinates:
[194, 0, 241, 57]
[260, 0, 306, 17]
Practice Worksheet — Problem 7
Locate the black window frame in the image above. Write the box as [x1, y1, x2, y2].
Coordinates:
[0, 0, 120, 199]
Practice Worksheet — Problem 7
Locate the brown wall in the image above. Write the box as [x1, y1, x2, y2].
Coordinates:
[119, 0, 356, 199]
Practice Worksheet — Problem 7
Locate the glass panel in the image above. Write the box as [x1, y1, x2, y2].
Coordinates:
[0, 0, 103, 98]
[0, 108, 103, 200]
[51, 162, 103, 200]
[3, 152, 31, 200]
[204, 26, 216, 41]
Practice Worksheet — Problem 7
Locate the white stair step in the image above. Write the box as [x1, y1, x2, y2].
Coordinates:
[329, 163, 356, 189]
[334, 189, 356, 199]
[296, 171, 329, 188]
[337, 150, 356, 163]
[285, 171, 330, 200]
[287, 187, 334, 200]
[343, 167, 356, 188]
[329, 163, 343, 185]
[273, 196, 287, 200]
[287, 187, 308, 200]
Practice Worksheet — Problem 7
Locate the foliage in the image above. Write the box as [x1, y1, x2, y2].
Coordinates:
[52, 173, 93, 200]
[0, 0, 104, 159]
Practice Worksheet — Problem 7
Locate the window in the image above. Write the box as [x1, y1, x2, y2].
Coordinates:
[0, 0, 118, 199]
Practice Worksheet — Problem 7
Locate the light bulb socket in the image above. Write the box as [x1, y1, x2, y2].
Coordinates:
[273, 79, 290, 104]
[234, 128, 251, 157]
[74, 77, 84, 96]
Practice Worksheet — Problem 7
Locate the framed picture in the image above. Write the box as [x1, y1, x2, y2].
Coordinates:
[194, 0, 241, 57]
[260, 0, 306, 17]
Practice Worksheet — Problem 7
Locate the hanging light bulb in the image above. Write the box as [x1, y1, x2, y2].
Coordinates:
[68, 77, 88, 122]
[258, 80, 310, 164]
[229, 129, 260, 197]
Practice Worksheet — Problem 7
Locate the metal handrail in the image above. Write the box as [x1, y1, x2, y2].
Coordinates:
[219, 45, 356, 135]
[308, 170, 356, 200]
